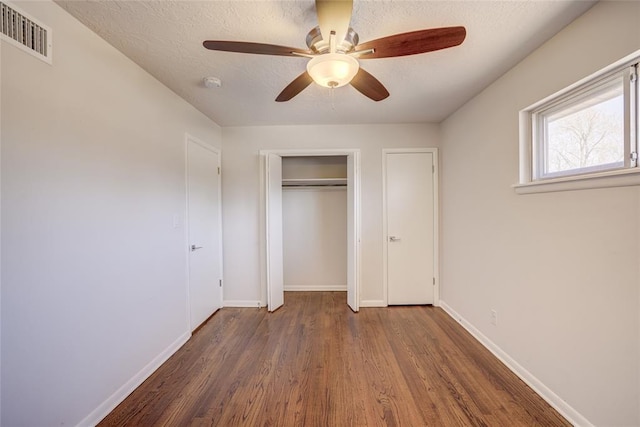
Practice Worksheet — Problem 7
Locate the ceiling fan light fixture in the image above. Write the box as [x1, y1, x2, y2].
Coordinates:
[306, 53, 359, 88]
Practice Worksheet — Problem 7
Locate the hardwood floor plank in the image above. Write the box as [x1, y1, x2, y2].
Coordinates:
[99, 292, 570, 427]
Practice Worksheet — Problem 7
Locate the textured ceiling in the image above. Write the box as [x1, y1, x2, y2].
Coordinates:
[54, 0, 596, 127]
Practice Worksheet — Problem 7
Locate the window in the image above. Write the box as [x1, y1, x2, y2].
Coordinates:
[517, 52, 639, 193]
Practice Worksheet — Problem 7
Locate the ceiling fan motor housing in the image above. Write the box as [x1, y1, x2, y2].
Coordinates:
[306, 26, 359, 54]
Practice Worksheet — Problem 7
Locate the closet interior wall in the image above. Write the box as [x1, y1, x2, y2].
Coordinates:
[282, 156, 348, 291]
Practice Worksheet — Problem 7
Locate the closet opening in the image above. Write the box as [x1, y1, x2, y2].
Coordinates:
[262, 149, 361, 313]
[282, 156, 347, 294]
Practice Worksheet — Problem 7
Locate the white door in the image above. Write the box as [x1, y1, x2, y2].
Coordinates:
[386, 152, 435, 305]
[266, 153, 284, 312]
[346, 153, 359, 312]
[187, 139, 223, 330]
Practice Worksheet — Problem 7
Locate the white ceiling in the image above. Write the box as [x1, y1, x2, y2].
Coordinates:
[55, 0, 596, 127]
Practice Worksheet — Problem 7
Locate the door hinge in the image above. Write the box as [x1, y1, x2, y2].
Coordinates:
[219, 279, 223, 287]
[433, 277, 436, 285]
[432, 165, 435, 173]
[218, 167, 221, 175]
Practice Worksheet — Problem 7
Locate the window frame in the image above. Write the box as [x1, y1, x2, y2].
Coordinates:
[515, 51, 640, 194]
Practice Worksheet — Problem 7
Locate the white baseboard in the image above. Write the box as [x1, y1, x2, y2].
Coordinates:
[439, 301, 593, 427]
[223, 300, 263, 308]
[359, 299, 386, 307]
[76, 331, 191, 427]
[283, 285, 347, 291]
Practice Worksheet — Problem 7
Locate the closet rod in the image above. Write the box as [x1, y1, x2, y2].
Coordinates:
[282, 178, 347, 188]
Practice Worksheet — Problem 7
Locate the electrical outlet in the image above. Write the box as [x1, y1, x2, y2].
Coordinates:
[490, 309, 498, 326]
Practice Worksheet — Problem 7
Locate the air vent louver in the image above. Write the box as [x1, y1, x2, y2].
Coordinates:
[1, 0, 52, 63]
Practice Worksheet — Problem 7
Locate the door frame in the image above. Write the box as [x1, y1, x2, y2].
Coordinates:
[382, 148, 440, 307]
[185, 133, 224, 331]
[260, 148, 361, 311]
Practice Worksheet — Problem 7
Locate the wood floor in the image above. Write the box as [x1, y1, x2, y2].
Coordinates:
[100, 292, 569, 426]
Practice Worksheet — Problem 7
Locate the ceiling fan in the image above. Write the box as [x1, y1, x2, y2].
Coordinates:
[203, 0, 466, 102]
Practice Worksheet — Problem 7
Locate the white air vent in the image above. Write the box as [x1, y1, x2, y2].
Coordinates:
[1, 0, 52, 64]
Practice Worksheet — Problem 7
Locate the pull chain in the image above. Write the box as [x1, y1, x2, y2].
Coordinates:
[331, 87, 336, 111]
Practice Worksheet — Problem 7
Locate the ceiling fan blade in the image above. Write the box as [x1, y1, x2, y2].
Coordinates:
[276, 72, 314, 102]
[354, 26, 466, 59]
[203, 40, 310, 57]
[350, 68, 389, 101]
[315, 0, 353, 48]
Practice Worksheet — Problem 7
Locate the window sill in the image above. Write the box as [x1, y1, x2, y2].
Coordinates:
[513, 168, 640, 194]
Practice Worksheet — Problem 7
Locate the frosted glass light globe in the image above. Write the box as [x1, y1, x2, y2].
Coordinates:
[307, 53, 360, 88]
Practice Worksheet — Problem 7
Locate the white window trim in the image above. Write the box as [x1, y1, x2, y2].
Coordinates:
[515, 49, 640, 194]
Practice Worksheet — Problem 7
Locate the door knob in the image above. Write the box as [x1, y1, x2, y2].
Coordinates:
[389, 236, 401, 242]
[191, 244, 203, 251]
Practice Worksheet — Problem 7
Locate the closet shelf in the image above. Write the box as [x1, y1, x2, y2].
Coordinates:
[282, 178, 347, 187]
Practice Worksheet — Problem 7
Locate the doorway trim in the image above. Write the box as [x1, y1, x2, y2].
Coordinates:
[382, 148, 440, 306]
[260, 148, 361, 311]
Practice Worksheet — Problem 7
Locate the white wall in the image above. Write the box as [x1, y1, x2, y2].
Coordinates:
[282, 155, 347, 179]
[440, 2, 640, 426]
[283, 188, 347, 291]
[1, 1, 221, 425]
[221, 124, 438, 306]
